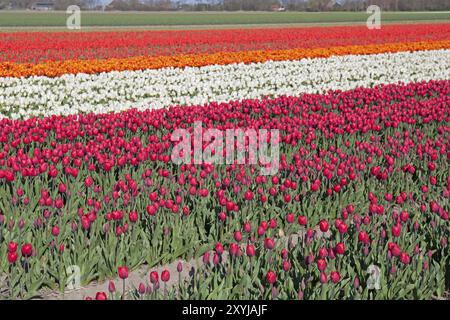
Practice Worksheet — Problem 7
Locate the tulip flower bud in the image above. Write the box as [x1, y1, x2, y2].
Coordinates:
[7, 252, 18, 264]
[246, 244, 255, 257]
[215, 242, 224, 255]
[21, 243, 33, 257]
[146, 285, 153, 295]
[269, 219, 277, 229]
[319, 220, 329, 232]
[150, 271, 159, 284]
[213, 253, 220, 266]
[264, 238, 275, 250]
[390, 265, 396, 274]
[281, 248, 288, 260]
[95, 292, 107, 300]
[177, 261, 183, 273]
[229, 243, 239, 257]
[319, 247, 328, 258]
[286, 213, 294, 224]
[51, 226, 60, 237]
[8, 241, 17, 253]
[317, 257, 328, 271]
[363, 245, 369, 256]
[353, 277, 360, 289]
[328, 247, 336, 260]
[202, 251, 210, 265]
[257, 226, 265, 237]
[108, 280, 116, 293]
[330, 271, 341, 283]
[271, 286, 279, 299]
[283, 260, 291, 272]
[320, 272, 328, 284]
[138, 283, 146, 295]
[118, 266, 129, 280]
[266, 270, 277, 284]
[335, 242, 345, 255]
[298, 215, 307, 226]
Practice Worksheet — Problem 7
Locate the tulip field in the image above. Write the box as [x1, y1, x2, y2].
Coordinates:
[0, 22, 449, 300]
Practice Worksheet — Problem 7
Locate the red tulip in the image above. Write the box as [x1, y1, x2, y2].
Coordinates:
[317, 259, 327, 271]
[95, 292, 108, 300]
[319, 220, 329, 233]
[400, 252, 411, 265]
[108, 280, 116, 293]
[257, 226, 265, 236]
[51, 226, 60, 237]
[244, 190, 254, 201]
[330, 271, 341, 283]
[129, 211, 138, 223]
[286, 213, 295, 224]
[84, 176, 94, 188]
[7, 252, 18, 264]
[283, 260, 291, 272]
[21, 243, 33, 257]
[320, 272, 328, 284]
[161, 270, 170, 282]
[266, 270, 277, 284]
[392, 224, 402, 238]
[358, 231, 370, 244]
[229, 243, 240, 257]
[318, 247, 328, 258]
[213, 253, 220, 266]
[335, 242, 345, 255]
[264, 238, 275, 250]
[298, 215, 307, 226]
[202, 251, 210, 265]
[215, 242, 224, 255]
[7, 241, 17, 253]
[246, 244, 255, 257]
[150, 271, 159, 284]
[118, 266, 129, 280]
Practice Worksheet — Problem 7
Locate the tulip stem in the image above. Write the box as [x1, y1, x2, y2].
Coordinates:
[178, 272, 181, 298]
[9, 265, 13, 299]
[122, 279, 126, 300]
[164, 282, 167, 300]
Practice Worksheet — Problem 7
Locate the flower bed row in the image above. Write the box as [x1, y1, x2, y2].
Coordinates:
[0, 80, 448, 299]
[2, 23, 449, 64]
[1, 49, 448, 120]
[1, 40, 449, 79]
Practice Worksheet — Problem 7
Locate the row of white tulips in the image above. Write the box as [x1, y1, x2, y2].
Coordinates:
[0, 49, 449, 120]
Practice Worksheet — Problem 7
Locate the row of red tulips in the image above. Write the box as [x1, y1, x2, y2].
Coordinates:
[1, 23, 449, 63]
[0, 80, 448, 299]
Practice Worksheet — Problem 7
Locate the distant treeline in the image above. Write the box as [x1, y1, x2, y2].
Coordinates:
[2, 0, 449, 11]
